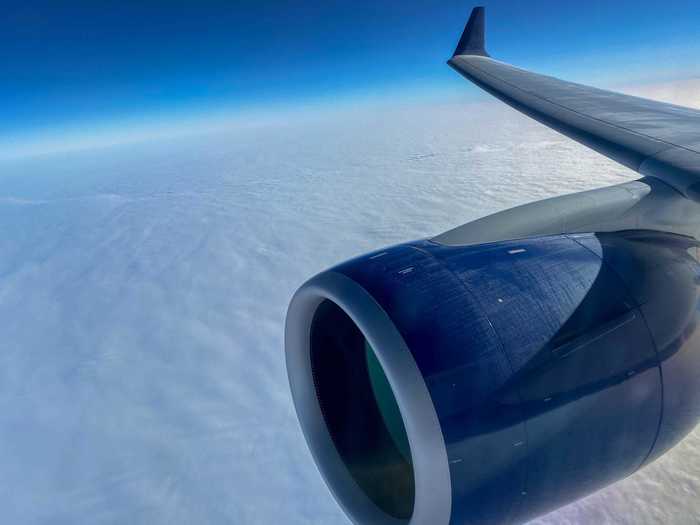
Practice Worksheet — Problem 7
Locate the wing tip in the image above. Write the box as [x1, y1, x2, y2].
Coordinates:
[452, 6, 489, 58]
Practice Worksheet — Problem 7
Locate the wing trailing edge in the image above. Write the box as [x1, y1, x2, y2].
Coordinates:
[449, 7, 700, 201]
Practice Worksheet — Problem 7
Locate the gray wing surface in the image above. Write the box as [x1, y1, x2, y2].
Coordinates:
[449, 7, 700, 200]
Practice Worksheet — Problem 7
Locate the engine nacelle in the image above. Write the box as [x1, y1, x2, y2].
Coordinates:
[286, 231, 700, 524]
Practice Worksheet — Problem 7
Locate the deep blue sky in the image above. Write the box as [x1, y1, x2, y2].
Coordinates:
[3, 0, 700, 154]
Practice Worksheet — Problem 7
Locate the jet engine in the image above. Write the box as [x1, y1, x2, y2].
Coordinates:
[286, 229, 700, 524]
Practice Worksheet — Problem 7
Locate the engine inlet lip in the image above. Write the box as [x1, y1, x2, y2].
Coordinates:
[285, 270, 452, 525]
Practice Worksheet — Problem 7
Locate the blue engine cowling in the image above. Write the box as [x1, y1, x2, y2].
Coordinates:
[285, 231, 700, 525]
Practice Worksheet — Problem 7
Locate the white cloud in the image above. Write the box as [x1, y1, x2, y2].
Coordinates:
[0, 80, 697, 524]
[619, 78, 700, 109]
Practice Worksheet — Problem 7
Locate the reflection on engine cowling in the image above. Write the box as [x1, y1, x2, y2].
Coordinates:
[334, 230, 700, 525]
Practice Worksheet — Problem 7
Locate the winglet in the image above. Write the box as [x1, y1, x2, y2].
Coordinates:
[453, 7, 488, 57]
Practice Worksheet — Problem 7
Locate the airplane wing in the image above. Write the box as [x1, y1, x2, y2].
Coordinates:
[449, 7, 700, 200]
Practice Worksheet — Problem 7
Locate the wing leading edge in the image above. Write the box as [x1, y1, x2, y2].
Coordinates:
[449, 7, 700, 201]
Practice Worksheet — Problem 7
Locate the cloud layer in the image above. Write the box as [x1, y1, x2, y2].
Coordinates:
[0, 89, 697, 524]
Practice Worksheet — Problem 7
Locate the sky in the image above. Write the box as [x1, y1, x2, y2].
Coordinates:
[3, 0, 700, 156]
